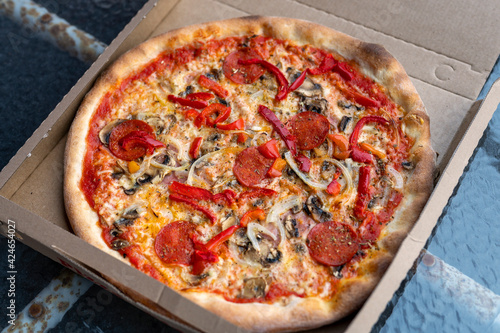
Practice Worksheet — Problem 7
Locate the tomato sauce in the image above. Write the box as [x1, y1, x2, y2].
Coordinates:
[80, 34, 412, 297]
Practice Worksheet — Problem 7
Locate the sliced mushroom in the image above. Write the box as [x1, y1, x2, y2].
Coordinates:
[122, 208, 140, 220]
[293, 242, 306, 254]
[402, 161, 414, 170]
[299, 95, 328, 114]
[284, 216, 300, 238]
[232, 229, 281, 267]
[153, 152, 175, 167]
[123, 188, 136, 195]
[111, 239, 129, 250]
[99, 119, 125, 145]
[331, 265, 344, 279]
[144, 116, 165, 134]
[304, 195, 332, 223]
[264, 248, 281, 264]
[240, 277, 267, 299]
[221, 213, 237, 230]
[338, 116, 352, 132]
[294, 76, 322, 98]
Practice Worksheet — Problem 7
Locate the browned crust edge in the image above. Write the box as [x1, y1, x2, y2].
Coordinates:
[64, 16, 435, 333]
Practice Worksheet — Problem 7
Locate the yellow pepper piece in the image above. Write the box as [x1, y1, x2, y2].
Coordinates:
[359, 142, 386, 160]
[128, 160, 141, 174]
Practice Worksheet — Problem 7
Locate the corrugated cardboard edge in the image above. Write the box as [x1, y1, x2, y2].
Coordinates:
[345, 79, 500, 332]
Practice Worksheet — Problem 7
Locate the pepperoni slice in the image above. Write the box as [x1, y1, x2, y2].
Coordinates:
[233, 147, 274, 187]
[287, 111, 330, 150]
[223, 49, 265, 84]
[306, 221, 359, 266]
[154, 221, 197, 266]
[108, 119, 155, 160]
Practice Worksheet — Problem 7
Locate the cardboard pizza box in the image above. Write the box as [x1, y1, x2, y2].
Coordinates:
[1, 0, 499, 332]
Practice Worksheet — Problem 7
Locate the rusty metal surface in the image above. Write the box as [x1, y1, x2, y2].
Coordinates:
[2, 269, 93, 333]
[0, 0, 106, 63]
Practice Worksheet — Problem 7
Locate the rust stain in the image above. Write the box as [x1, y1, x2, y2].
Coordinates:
[61, 274, 73, 287]
[40, 13, 52, 24]
[58, 301, 70, 312]
[28, 303, 44, 319]
[1, 1, 15, 17]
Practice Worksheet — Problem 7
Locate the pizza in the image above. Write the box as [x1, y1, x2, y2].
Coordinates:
[64, 17, 435, 332]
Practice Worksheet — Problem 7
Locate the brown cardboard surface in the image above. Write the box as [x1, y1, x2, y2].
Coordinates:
[1, 0, 499, 332]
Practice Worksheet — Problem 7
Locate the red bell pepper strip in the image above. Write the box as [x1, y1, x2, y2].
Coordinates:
[309, 54, 337, 75]
[349, 116, 389, 164]
[191, 248, 218, 275]
[295, 154, 311, 172]
[190, 224, 242, 275]
[350, 116, 389, 145]
[212, 189, 237, 206]
[169, 194, 217, 224]
[334, 62, 354, 81]
[288, 69, 309, 92]
[239, 208, 266, 228]
[169, 181, 213, 201]
[168, 94, 208, 109]
[205, 225, 242, 251]
[258, 105, 297, 156]
[198, 75, 228, 99]
[215, 118, 246, 143]
[353, 166, 372, 219]
[351, 146, 374, 164]
[216, 118, 245, 130]
[239, 59, 289, 100]
[343, 90, 381, 109]
[258, 139, 280, 159]
[189, 137, 203, 159]
[169, 181, 235, 206]
[357, 213, 378, 248]
[193, 113, 205, 128]
[326, 168, 342, 195]
[120, 131, 165, 155]
[237, 188, 277, 202]
[326, 179, 342, 196]
[184, 108, 200, 120]
[186, 92, 214, 101]
[200, 103, 231, 127]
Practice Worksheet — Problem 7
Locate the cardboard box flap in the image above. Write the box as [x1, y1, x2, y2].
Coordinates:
[300, 0, 500, 74]
[208, 0, 500, 100]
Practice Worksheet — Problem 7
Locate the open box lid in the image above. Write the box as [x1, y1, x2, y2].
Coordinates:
[0, 0, 499, 332]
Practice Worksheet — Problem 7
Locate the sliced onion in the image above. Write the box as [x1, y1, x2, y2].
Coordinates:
[186, 147, 242, 186]
[150, 159, 190, 172]
[250, 90, 263, 100]
[266, 195, 302, 245]
[327, 137, 334, 156]
[320, 158, 354, 198]
[387, 165, 404, 190]
[250, 131, 269, 146]
[246, 222, 277, 252]
[162, 136, 189, 163]
[284, 152, 328, 190]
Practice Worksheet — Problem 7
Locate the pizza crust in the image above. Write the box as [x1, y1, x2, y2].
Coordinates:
[64, 16, 435, 332]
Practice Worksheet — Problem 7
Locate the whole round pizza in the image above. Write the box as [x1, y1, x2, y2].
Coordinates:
[64, 17, 435, 332]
